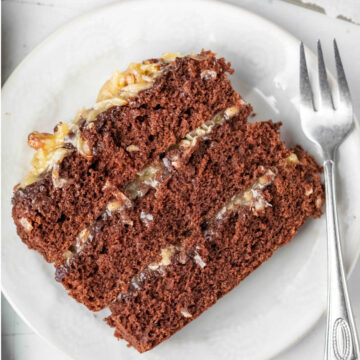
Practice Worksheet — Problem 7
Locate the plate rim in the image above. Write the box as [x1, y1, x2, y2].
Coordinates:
[2, 0, 360, 359]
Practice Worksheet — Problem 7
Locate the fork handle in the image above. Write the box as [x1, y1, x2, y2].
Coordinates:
[324, 159, 360, 360]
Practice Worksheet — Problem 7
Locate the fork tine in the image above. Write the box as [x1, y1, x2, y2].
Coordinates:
[300, 42, 315, 110]
[317, 40, 334, 109]
[333, 39, 352, 107]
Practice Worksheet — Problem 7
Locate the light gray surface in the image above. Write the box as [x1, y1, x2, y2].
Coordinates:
[2, 0, 360, 359]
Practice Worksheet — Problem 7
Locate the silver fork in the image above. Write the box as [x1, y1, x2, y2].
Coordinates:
[300, 40, 359, 360]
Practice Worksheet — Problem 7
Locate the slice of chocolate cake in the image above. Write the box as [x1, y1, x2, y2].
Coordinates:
[13, 51, 246, 265]
[12, 51, 324, 353]
[105, 124, 324, 352]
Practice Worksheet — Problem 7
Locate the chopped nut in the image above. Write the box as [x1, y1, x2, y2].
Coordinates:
[28, 132, 53, 150]
[243, 190, 253, 201]
[21, 123, 71, 188]
[106, 195, 132, 216]
[97, 62, 161, 102]
[148, 245, 183, 271]
[286, 153, 299, 164]
[254, 201, 265, 211]
[316, 197, 323, 208]
[78, 228, 89, 242]
[180, 309, 192, 318]
[64, 250, 74, 259]
[160, 247, 175, 266]
[224, 106, 239, 119]
[31, 123, 69, 151]
[259, 175, 269, 185]
[305, 185, 313, 196]
[234, 196, 245, 205]
[73, 228, 91, 254]
[107, 201, 122, 213]
[20, 217, 33, 232]
[195, 128, 206, 137]
[126, 145, 140, 152]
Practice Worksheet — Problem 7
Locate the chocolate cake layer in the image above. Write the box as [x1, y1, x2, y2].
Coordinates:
[57, 120, 323, 314]
[12, 51, 247, 264]
[56, 107, 253, 310]
[106, 142, 323, 352]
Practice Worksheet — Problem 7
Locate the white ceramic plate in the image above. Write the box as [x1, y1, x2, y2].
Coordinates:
[2, 1, 360, 359]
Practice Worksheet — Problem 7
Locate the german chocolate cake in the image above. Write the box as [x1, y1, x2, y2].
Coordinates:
[12, 51, 324, 352]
